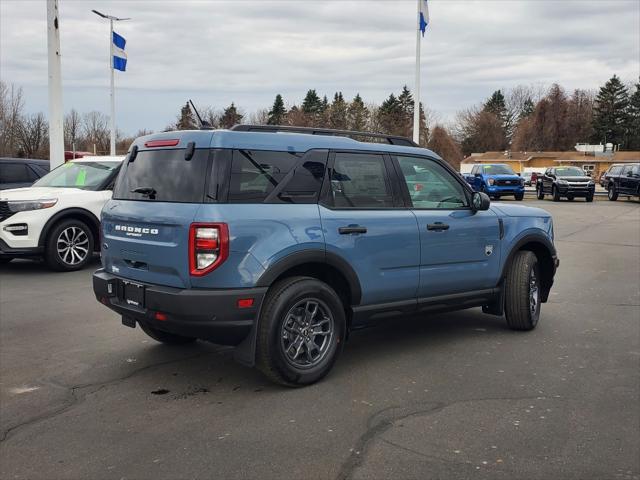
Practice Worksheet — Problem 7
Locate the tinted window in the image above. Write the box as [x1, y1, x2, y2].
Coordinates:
[397, 156, 468, 209]
[276, 150, 327, 204]
[330, 153, 393, 208]
[610, 166, 621, 175]
[622, 165, 633, 175]
[0, 163, 31, 183]
[114, 149, 209, 202]
[228, 150, 301, 203]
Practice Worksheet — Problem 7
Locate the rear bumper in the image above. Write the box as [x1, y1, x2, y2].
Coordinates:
[93, 269, 267, 345]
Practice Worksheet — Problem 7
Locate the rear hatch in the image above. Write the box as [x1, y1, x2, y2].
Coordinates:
[102, 140, 213, 288]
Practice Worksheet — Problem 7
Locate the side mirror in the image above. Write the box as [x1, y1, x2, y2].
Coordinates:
[472, 191, 490, 212]
[474, 173, 482, 178]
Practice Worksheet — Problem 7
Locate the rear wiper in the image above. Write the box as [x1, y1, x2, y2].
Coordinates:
[131, 187, 157, 199]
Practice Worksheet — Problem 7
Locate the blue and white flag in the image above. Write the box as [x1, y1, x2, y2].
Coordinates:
[419, 0, 429, 37]
[112, 31, 127, 71]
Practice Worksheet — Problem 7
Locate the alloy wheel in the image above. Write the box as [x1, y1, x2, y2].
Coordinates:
[56, 226, 89, 266]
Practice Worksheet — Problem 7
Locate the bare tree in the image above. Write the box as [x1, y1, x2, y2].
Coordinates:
[249, 108, 269, 125]
[64, 109, 82, 151]
[83, 111, 110, 154]
[427, 125, 463, 169]
[17, 112, 48, 158]
[0, 81, 25, 156]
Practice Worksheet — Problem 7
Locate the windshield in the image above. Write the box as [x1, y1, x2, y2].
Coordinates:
[556, 167, 585, 177]
[33, 161, 120, 190]
[480, 164, 514, 175]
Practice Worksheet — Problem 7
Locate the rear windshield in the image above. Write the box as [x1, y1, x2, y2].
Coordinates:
[113, 149, 209, 203]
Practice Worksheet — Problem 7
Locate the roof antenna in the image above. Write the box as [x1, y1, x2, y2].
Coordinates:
[189, 99, 211, 129]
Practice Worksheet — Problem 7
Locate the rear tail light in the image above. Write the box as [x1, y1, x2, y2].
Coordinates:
[189, 223, 229, 276]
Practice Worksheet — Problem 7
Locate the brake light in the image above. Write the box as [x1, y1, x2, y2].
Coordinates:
[189, 223, 229, 276]
[144, 139, 180, 148]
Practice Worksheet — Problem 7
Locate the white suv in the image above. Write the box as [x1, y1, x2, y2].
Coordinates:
[0, 156, 123, 271]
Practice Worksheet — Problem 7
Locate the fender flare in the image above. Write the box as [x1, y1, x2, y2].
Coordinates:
[255, 249, 362, 306]
[38, 208, 101, 249]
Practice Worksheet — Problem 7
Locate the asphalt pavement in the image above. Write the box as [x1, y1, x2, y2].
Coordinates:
[1, 198, 639, 480]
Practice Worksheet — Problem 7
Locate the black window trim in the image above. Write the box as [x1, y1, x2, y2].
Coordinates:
[319, 149, 402, 211]
[389, 153, 474, 211]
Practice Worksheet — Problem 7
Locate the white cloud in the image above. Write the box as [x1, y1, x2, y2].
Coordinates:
[1, 0, 639, 134]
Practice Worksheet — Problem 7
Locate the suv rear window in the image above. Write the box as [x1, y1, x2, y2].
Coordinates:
[114, 149, 210, 203]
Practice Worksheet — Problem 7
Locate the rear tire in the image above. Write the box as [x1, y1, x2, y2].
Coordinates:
[608, 185, 618, 201]
[567, 195, 574, 201]
[45, 219, 94, 271]
[504, 251, 540, 331]
[552, 185, 561, 202]
[139, 323, 197, 344]
[256, 276, 346, 387]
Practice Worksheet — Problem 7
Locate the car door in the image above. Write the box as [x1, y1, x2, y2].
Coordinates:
[319, 151, 420, 308]
[619, 165, 633, 194]
[543, 168, 555, 193]
[392, 154, 501, 299]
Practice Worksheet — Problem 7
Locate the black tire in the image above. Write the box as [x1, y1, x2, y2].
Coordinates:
[608, 185, 618, 201]
[45, 219, 94, 271]
[504, 251, 540, 331]
[567, 195, 574, 201]
[514, 192, 524, 201]
[586, 194, 594, 203]
[256, 276, 346, 387]
[139, 323, 197, 345]
[536, 184, 545, 200]
[552, 185, 561, 202]
[0, 257, 12, 265]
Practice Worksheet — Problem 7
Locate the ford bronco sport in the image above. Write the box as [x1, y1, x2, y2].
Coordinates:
[93, 125, 558, 386]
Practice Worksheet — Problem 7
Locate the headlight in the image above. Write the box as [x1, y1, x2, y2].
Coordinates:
[7, 199, 58, 213]
[488, 178, 495, 185]
[557, 179, 568, 185]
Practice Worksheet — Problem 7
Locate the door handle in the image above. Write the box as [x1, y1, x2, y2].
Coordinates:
[339, 226, 367, 235]
[427, 222, 450, 231]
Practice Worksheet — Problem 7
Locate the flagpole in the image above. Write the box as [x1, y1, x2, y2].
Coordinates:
[412, 0, 421, 145]
[46, 0, 65, 169]
[109, 18, 116, 156]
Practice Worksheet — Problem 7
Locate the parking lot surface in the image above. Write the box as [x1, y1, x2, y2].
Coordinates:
[1, 199, 639, 480]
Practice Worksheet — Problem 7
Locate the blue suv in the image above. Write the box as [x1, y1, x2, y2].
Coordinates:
[464, 163, 525, 200]
[93, 126, 558, 386]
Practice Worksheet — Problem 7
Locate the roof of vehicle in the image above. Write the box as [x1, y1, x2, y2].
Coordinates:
[68, 155, 125, 163]
[0, 157, 49, 164]
[131, 129, 441, 159]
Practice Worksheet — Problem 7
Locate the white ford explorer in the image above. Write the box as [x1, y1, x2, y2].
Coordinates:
[0, 156, 124, 271]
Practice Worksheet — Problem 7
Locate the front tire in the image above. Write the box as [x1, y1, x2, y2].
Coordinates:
[552, 185, 561, 202]
[256, 277, 346, 387]
[537, 185, 545, 200]
[504, 251, 540, 331]
[608, 185, 618, 201]
[139, 323, 197, 344]
[586, 194, 594, 202]
[514, 192, 524, 201]
[45, 219, 94, 271]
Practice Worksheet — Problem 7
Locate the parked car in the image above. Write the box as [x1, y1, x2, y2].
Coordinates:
[463, 163, 525, 200]
[0, 158, 50, 190]
[536, 166, 595, 202]
[92, 125, 558, 386]
[521, 171, 533, 186]
[0, 156, 123, 269]
[599, 164, 623, 188]
[606, 163, 640, 201]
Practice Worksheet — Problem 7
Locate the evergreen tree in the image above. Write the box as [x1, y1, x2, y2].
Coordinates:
[176, 102, 197, 130]
[347, 94, 369, 131]
[329, 92, 348, 130]
[484, 90, 507, 121]
[301, 89, 323, 115]
[397, 85, 414, 117]
[219, 103, 243, 129]
[267, 94, 287, 125]
[592, 75, 630, 146]
[377, 93, 405, 136]
[520, 97, 535, 120]
[626, 82, 640, 150]
[321, 95, 329, 113]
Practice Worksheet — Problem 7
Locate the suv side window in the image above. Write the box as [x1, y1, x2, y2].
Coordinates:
[330, 153, 393, 208]
[632, 165, 640, 176]
[0, 163, 31, 183]
[611, 165, 622, 175]
[622, 165, 633, 176]
[396, 156, 468, 209]
[228, 150, 301, 203]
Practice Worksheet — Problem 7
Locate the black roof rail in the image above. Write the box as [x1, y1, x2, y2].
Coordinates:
[229, 124, 418, 147]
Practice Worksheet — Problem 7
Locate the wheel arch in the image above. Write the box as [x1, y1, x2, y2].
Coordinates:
[38, 208, 101, 251]
[501, 234, 556, 303]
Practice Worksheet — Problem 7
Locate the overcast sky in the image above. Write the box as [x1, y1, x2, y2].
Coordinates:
[1, 0, 639, 135]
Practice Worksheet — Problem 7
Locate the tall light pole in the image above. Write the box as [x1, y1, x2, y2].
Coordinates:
[92, 9, 130, 156]
[47, 0, 64, 168]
